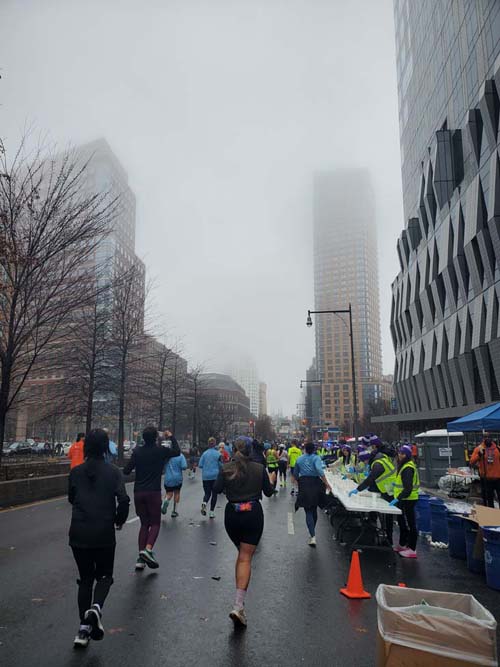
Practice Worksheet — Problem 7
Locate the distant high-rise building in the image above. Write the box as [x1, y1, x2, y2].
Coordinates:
[18, 138, 146, 439]
[313, 170, 383, 433]
[225, 358, 259, 417]
[258, 382, 268, 417]
[305, 358, 322, 429]
[386, 1, 500, 430]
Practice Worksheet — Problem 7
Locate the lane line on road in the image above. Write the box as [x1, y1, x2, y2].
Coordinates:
[126, 516, 139, 523]
[287, 512, 295, 535]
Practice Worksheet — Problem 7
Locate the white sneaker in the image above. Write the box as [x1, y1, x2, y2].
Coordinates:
[209, 510, 215, 519]
[73, 628, 90, 648]
[308, 536, 317, 547]
[229, 608, 247, 628]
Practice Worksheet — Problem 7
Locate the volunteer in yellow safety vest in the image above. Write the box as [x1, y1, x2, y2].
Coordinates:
[348, 436, 397, 544]
[351, 449, 372, 483]
[390, 444, 420, 559]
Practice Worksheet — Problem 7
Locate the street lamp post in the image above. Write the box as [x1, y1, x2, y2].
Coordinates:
[306, 304, 359, 445]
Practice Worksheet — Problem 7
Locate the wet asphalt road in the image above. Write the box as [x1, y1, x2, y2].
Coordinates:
[1, 477, 499, 667]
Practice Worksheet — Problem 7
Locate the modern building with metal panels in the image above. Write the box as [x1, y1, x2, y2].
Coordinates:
[389, 1, 500, 429]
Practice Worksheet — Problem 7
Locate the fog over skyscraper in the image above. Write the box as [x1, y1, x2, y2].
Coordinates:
[313, 170, 383, 433]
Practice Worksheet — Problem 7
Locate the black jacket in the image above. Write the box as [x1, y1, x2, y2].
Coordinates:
[68, 459, 129, 549]
[213, 460, 275, 502]
[123, 437, 180, 492]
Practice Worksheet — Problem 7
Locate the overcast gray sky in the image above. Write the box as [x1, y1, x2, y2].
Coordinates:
[1, 0, 404, 416]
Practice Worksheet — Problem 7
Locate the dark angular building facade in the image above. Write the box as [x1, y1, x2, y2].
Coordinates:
[390, 1, 500, 427]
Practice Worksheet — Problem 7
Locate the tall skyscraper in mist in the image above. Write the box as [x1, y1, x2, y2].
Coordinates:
[225, 357, 260, 417]
[388, 1, 500, 430]
[313, 170, 383, 432]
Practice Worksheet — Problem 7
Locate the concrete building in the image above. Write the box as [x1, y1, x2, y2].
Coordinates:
[258, 382, 268, 417]
[382, 1, 500, 433]
[313, 170, 383, 435]
[200, 373, 251, 436]
[304, 358, 322, 432]
[19, 138, 147, 440]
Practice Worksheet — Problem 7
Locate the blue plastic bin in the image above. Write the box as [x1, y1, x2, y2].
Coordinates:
[447, 513, 467, 559]
[415, 493, 431, 533]
[464, 521, 485, 574]
[483, 526, 500, 590]
[430, 499, 448, 543]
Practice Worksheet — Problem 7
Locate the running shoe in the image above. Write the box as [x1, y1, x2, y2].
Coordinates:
[209, 510, 215, 519]
[308, 536, 317, 547]
[171, 511, 179, 518]
[73, 627, 90, 648]
[290, 489, 295, 496]
[399, 548, 417, 559]
[84, 605, 104, 641]
[139, 548, 159, 569]
[201, 503, 207, 516]
[135, 556, 146, 571]
[161, 499, 169, 515]
[229, 608, 247, 628]
[393, 544, 406, 553]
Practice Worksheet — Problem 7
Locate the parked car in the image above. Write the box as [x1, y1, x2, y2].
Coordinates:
[33, 442, 52, 456]
[3, 442, 33, 457]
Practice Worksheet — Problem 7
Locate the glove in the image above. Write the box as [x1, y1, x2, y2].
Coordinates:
[389, 498, 398, 506]
[341, 475, 347, 480]
[348, 489, 358, 497]
[347, 466, 355, 473]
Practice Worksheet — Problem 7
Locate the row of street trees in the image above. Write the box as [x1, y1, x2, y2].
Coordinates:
[0, 138, 241, 464]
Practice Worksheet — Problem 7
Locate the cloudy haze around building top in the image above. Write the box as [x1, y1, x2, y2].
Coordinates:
[0, 0, 403, 416]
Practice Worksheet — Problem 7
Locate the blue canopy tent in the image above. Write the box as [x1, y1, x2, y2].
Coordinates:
[447, 403, 500, 468]
[447, 403, 500, 433]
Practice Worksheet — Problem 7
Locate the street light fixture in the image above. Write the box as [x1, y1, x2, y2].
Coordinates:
[299, 378, 322, 389]
[306, 304, 359, 444]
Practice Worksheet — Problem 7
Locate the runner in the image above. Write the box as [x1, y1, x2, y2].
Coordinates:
[213, 437, 276, 628]
[198, 437, 222, 518]
[161, 449, 188, 518]
[266, 443, 279, 491]
[68, 428, 129, 649]
[219, 442, 231, 463]
[188, 444, 199, 480]
[293, 441, 332, 546]
[68, 433, 85, 469]
[278, 445, 288, 488]
[123, 426, 180, 570]
[287, 440, 302, 496]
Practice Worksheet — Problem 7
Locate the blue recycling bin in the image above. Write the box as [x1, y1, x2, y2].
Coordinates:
[482, 526, 500, 590]
[447, 513, 467, 559]
[464, 521, 485, 574]
[430, 499, 448, 543]
[415, 493, 431, 533]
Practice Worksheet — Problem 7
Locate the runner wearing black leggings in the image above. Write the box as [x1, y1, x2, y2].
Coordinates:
[68, 429, 129, 649]
[213, 437, 276, 628]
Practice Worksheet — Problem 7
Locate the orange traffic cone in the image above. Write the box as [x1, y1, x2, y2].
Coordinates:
[340, 550, 371, 599]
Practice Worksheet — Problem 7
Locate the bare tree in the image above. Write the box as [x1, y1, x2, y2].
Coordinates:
[0, 137, 115, 463]
[108, 262, 148, 462]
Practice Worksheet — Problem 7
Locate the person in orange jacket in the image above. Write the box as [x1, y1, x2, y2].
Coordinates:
[470, 437, 500, 508]
[68, 433, 86, 469]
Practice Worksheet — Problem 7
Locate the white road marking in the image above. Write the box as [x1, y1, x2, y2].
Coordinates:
[126, 516, 139, 524]
[287, 512, 295, 535]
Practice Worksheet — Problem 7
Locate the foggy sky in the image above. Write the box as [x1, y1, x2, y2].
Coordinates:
[0, 0, 404, 416]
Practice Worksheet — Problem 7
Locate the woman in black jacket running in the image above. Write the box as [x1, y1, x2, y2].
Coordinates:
[213, 438, 276, 629]
[68, 428, 129, 649]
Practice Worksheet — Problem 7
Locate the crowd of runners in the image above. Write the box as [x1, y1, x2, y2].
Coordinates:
[67, 428, 419, 647]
